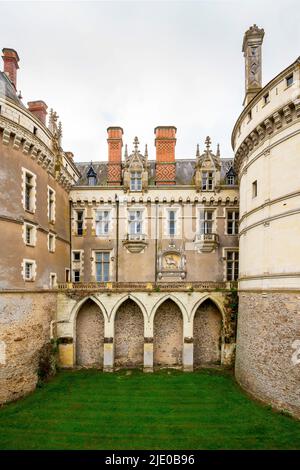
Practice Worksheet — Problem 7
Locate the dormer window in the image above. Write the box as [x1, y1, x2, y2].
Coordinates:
[286, 74, 293, 87]
[227, 175, 235, 185]
[202, 171, 214, 191]
[130, 171, 142, 191]
[86, 163, 97, 186]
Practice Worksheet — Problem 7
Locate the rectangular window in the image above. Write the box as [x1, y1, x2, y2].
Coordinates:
[199, 210, 214, 234]
[73, 270, 80, 283]
[96, 210, 110, 235]
[73, 251, 81, 261]
[65, 269, 70, 282]
[226, 251, 239, 281]
[201, 172, 214, 191]
[227, 175, 235, 185]
[24, 262, 33, 281]
[25, 173, 33, 211]
[263, 92, 269, 105]
[252, 180, 257, 198]
[25, 224, 33, 245]
[128, 210, 143, 235]
[50, 273, 56, 289]
[76, 211, 84, 236]
[167, 210, 177, 237]
[286, 74, 293, 87]
[227, 211, 239, 235]
[48, 233, 55, 252]
[95, 252, 110, 282]
[130, 172, 142, 191]
[48, 188, 55, 222]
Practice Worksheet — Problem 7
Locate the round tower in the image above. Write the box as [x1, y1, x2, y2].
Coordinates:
[232, 27, 300, 418]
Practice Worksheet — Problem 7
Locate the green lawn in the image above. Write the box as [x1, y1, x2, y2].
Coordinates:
[0, 369, 299, 450]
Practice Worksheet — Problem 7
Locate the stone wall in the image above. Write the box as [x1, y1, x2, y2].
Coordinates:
[153, 300, 183, 367]
[114, 299, 144, 368]
[0, 292, 55, 404]
[76, 299, 104, 367]
[193, 299, 222, 366]
[235, 292, 300, 418]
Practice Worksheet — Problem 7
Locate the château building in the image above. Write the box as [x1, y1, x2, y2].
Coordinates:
[0, 24, 299, 419]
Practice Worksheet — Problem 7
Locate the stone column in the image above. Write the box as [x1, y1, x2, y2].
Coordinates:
[183, 337, 193, 372]
[144, 337, 153, 372]
[103, 337, 114, 372]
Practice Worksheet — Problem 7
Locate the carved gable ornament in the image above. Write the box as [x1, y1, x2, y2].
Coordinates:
[194, 136, 221, 191]
[123, 136, 150, 192]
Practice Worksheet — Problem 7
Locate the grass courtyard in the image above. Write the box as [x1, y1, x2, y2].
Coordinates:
[0, 369, 300, 450]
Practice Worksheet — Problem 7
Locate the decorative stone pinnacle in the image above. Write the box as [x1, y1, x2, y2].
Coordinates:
[145, 144, 148, 157]
[133, 136, 139, 152]
[196, 144, 200, 157]
[205, 136, 211, 151]
[216, 143, 220, 157]
[124, 144, 128, 158]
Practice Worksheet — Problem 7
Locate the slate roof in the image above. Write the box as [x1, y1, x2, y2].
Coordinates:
[0, 71, 25, 107]
[75, 158, 234, 186]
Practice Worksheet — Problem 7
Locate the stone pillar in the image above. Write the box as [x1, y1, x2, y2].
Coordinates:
[154, 126, 176, 185]
[103, 337, 114, 371]
[183, 337, 193, 372]
[242, 24, 265, 106]
[144, 337, 153, 372]
[58, 338, 74, 368]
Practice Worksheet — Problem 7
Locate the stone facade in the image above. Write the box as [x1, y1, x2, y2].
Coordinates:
[0, 292, 56, 404]
[235, 293, 300, 419]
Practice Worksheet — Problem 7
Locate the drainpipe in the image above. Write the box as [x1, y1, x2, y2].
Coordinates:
[69, 200, 72, 282]
[115, 194, 119, 283]
[155, 200, 158, 285]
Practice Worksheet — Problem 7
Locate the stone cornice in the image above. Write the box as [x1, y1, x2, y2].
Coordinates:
[233, 98, 300, 176]
[0, 213, 70, 244]
[239, 207, 300, 236]
[232, 58, 300, 149]
[239, 189, 300, 225]
[0, 115, 76, 192]
[70, 194, 239, 206]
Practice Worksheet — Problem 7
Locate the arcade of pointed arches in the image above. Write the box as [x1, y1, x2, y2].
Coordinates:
[57, 291, 233, 370]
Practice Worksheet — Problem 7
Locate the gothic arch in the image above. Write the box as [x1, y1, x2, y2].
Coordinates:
[109, 294, 148, 325]
[153, 298, 184, 367]
[75, 297, 105, 367]
[150, 294, 187, 322]
[193, 297, 223, 367]
[190, 294, 225, 324]
[70, 295, 108, 330]
[114, 298, 144, 368]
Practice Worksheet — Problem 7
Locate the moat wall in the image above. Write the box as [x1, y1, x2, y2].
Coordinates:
[0, 292, 55, 404]
[235, 292, 300, 419]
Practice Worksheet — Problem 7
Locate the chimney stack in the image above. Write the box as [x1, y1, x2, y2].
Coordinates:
[2, 48, 19, 90]
[107, 127, 123, 186]
[27, 101, 48, 126]
[154, 126, 177, 185]
[242, 25, 265, 106]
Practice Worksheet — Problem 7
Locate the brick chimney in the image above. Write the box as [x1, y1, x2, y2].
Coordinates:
[107, 127, 123, 186]
[27, 101, 48, 126]
[2, 48, 19, 90]
[154, 126, 177, 185]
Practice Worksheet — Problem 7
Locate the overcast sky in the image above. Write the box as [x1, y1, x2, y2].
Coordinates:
[1, 0, 300, 162]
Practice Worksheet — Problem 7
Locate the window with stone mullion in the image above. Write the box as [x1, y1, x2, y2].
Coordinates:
[130, 171, 142, 191]
[129, 210, 142, 235]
